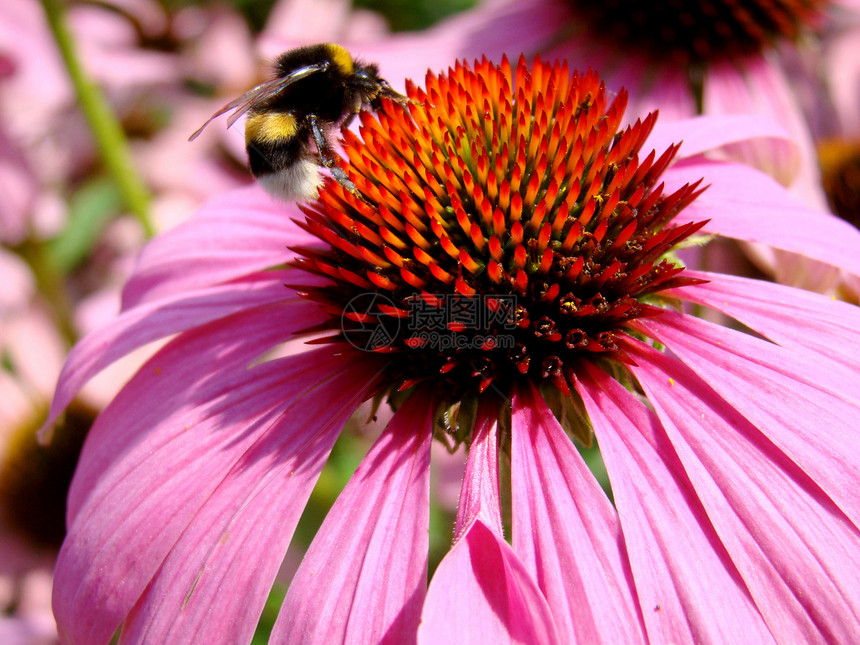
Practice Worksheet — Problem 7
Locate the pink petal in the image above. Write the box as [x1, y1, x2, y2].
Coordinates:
[120, 355, 379, 644]
[53, 342, 368, 645]
[825, 19, 860, 136]
[453, 400, 504, 537]
[419, 521, 563, 645]
[703, 57, 828, 209]
[64, 302, 335, 518]
[635, 311, 860, 533]
[645, 115, 794, 162]
[419, 404, 562, 645]
[121, 186, 318, 309]
[40, 272, 324, 441]
[666, 158, 860, 278]
[669, 270, 860, 369]
[270, 391, 434, 645]
[621, 63, 697, 122]
[510, 384, 645, 644]
[577, 364, 776, 644]
[628, 341, 860, 643]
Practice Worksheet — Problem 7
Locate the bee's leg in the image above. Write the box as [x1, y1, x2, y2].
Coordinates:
[341, 108, 359, 130]
[308, 114, 368, 202]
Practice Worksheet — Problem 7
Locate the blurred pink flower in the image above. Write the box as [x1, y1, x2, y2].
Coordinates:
[0, 567, 57, 645]
[0, 124, 36, 245]
[0, 0, 179, 188]
[804, 2, 860, 140]
[0, 251, 66, 415]
[0, 0, 265, 241]
[0, 250, 82, 645]
[791, 8, 860, 299]
[379, 0, 860, 294]
[43, 56, 860, 644]
[417, 0, 860, 189]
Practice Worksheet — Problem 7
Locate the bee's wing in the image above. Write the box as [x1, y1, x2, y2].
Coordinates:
[188, 61, 330, 141]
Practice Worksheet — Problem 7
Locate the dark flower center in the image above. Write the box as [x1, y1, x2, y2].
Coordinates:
[292, 57, 705, 405]
[0, 402, 91, 550]
[819, 139, 860, 231]
[566, 0, 828, 65]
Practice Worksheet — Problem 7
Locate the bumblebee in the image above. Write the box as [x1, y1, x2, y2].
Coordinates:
[189, 43, 408, 201]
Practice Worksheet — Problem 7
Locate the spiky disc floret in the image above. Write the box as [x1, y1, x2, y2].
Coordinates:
[292, 55, 707, 400]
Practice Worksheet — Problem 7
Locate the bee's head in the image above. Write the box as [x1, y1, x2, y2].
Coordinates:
[352, 62, 409, 108]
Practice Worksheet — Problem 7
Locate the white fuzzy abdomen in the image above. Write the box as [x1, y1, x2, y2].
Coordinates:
[257, 159, 323, 201]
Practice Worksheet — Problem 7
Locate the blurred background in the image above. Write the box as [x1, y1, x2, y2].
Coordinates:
[0, 1, 480, 642]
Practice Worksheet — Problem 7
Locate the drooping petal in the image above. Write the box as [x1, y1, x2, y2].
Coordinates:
[627, 340, 860, 643]
[418, 403, 562, 645]
[669, 270, 860, 369]
[577, 364, 777, 645]
[635, 311, 860, 535]
[119, 356, 379, 645]
[121, 186, 318, 309]
[510, 384, 645, 644]
[703, 57, 828, 209]
[40, 273, 325, 440]
[665, 158, 860, 278]
[453, 401, 504, 538]
[644, 115, 793, 162]
[53, 338, 370, 645]
[270, 390, 433, 645]
[65, 301, 327, 518]
[420, 521, 563, 645]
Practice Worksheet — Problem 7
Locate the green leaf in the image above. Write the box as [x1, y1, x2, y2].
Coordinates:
[46, 177, 122, 271]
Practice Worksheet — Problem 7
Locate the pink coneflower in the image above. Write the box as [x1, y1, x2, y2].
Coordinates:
[45, 56, 860, 643]
[422, 0, 860, 189]
[795, 11, 860, 299]
[398, 0, 860, 294]
[0, 248, 90, 645]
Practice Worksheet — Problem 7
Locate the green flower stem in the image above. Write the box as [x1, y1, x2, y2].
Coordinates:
[39, 0, 155, 237]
